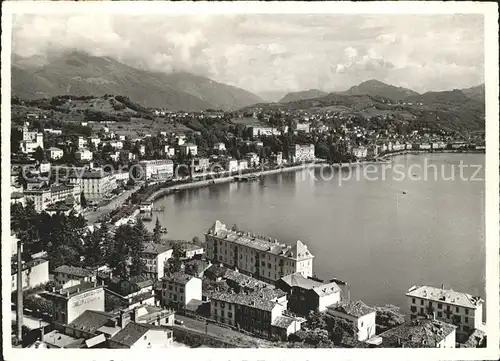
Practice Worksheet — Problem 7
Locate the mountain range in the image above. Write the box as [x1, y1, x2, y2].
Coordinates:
[277, 79, 484, 105]
[12, 51, 484, 114]
[12, 51, 263, 111]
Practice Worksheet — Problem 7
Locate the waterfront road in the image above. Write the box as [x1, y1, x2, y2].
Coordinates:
[174, 315, 276, 348]
[84, 184, 142, 224]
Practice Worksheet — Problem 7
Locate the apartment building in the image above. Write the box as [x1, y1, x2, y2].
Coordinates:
[141, 243, 173, 280]
[23, 183, 81, 212]
[405, 285, 484, 342]
[276, 272, 341, 315]
[138, 159, 174, 180]
[288, 144, 315, 163]
[205, 220, 314, 283]
[68, 170, 117, 204]
[209, 289, 301, 339]
[161, 272, 202, 309]
[326, 300, 377, 341]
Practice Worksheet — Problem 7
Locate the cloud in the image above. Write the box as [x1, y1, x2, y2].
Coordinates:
[11, 14, 484, 93]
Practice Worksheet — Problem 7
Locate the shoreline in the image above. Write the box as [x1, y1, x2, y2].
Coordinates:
[89, 149, 484, 225]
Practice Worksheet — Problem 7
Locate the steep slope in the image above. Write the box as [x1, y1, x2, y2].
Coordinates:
[278, 89, 328, 103]
[461, 84, 485, 103]
[343, 79, 420, 101]
[405, 89, 470, 104]
[11, 51, 263, 111]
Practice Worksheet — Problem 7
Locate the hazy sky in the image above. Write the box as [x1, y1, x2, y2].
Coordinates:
[12, 14, 484, 94]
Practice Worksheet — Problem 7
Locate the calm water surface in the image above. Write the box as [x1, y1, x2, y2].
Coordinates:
[151, 154, 485, 310]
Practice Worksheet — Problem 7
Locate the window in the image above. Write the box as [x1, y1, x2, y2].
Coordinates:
[168, 285, 173, 291]
[438, 303, 442, 309]
[420, 300, 424, 306]
[429, 302, 433, 307]
[412, 298, 415, 304]
[261, 261, 265, 266]
[228, 312, 233, 318]
[268, 263, 271, 269]
[447, 305, 450, 312]
[438, 312, 442, 318]
[465, 317, 469, 323]
[221, 310, 225, 317]
[410, 306, 417, 313]
[465, 309, 469, 315]
[360, 321, 363, 327]
[456, 307, 459, 313]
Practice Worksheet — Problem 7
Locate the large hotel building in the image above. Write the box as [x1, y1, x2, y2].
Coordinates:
[205, 220, 314, 283]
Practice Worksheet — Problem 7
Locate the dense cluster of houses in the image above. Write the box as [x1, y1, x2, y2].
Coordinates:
[12, 220, 486, 349]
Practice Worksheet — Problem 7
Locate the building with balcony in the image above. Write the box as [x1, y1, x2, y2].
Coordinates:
[205, 220, 314, 283]
[405, 285, 484, 342]
[138, 159, 174, 180]
[68, 170, 117, 204]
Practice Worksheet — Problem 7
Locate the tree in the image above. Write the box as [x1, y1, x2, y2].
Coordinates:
[153, 217, 162, 243]
[231, 224, 238, 232]
[83, 230, 104, 268]
[80, 192, 88, 209]
[108, 224, 134, 279]
[307, 310, 327, 330]
[375, 304, 405, 333]
[33, 146, 45, 164]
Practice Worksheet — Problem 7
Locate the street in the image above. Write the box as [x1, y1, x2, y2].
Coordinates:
[174, 315, 275, 347]
[84, 184, 142, 224]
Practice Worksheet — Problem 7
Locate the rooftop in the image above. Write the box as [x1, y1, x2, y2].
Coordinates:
[67, 310, 115, 335]
[43, 330, 85, 349]
[328, 300, 374, 318]
[162, 272, 197, 285]
[109, 322, 171, 347]
[271, 315, 296, 329]
[224, 269, 274, 291]
[207, 220, 314, 261]
[11, 258, 48, 274]
[280, 272, 341, 296]
[379, 319, 457, 347]
[53, 265, 93, 278]
[143, 242, 172, 255]
[406, 285, 484, 309]
[209, 290, 284, 312]
[43, 282, 103, 300]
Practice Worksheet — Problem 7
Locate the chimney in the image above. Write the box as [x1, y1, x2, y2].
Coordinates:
[16, 241, 23, 344]
[441, 284, 444, 290]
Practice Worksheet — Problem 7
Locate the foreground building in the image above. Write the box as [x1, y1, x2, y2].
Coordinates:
[141, 243, 173, 280]
[205, 220, 314, 283]
[405, 285, 484, 342]
[276, 272, 341, 315]
[209, 288, 303, 339]
[326, 300, 377, 341]
[379, 318, 457, 348]
[42, 282, 106, 324]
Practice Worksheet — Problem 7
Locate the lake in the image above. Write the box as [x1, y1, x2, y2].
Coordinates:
[151, 153, 485, 311]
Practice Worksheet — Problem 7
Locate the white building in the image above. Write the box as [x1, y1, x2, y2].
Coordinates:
[138, 160, 174, 180]
[68, 170, 117, 204]
[161, 272, 202, 308]
[48, 147, 64, 160]
[39, 162, 51, 174]
[141, 243, 173, 280]
[250, 126, 281, 137]
[289, 144, 315, 163]
[224, 158, 238, 172]
[110, 141, 124, 150]
[76, 148, 93, 161]
[23, 183, 81, 212]
[20, 123, 44, 154]
[11, 258, 49, 292]
[406, 285, 484, 341]
[89, 136, 101, 147]
[77, 136, 86, 149]
[326, 300, 377, 341]
[179, 143, 198, 156]
[164, 145, 175, 157]
[246, 152, 260, 167]
[296, 123, 311, 133]
[352, 146, 368, 159]
[238, 160, 248, 171]
[205, 220, 314, 283]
